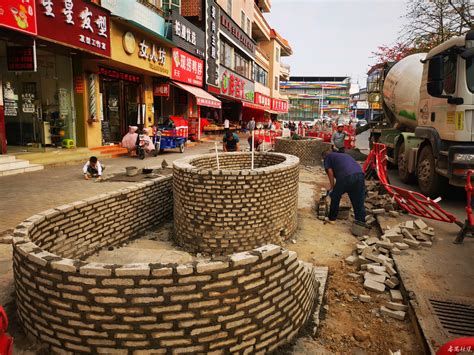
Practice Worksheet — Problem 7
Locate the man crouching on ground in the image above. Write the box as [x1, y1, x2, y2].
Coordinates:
[322, 149, 366, 224]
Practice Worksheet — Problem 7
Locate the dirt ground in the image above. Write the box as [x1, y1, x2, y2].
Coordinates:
[286, 168, 423, 354]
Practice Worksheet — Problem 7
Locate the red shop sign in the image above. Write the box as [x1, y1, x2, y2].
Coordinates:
[7, 46, 36, 71]
[0, 0, 37, 35]
[254, 92, 272, 110]
[171, 48, 203, 87]
[272, 98, 288, 113]
[98, 67, 140, 83]
[36, 0, 111, 57]
[154, 83, 170, 97]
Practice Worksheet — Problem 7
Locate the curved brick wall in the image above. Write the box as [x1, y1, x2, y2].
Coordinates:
[173, 152, 300, 255]
[12, 177, 319, 354]
[275, 137, 331, 166]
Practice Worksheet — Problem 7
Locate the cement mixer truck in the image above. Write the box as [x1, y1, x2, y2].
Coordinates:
[367, 30, 474, 197]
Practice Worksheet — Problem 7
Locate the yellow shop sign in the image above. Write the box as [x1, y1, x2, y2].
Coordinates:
[110, 22, 171, 78]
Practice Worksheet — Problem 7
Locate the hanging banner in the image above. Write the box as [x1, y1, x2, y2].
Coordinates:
[36, 0, 111, 57]
[0, 0, 37, 35]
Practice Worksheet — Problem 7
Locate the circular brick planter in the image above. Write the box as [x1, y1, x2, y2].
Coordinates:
[275, 137, 331, 166]
[11, 176, 319, 354]
[173, 152, 300, 255]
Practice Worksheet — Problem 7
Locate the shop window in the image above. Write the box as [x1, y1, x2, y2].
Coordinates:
[162, 0, 180, 14]
[227, 0, 232, 15]
[255, 65, 268, 86]
[275, 47, 280, 63]
[247, 18, 251, 35]
[241, 11, 246, 30]
[220, 40, 233, 69]
[234, 51, 251, 79]
[274, 76, 279, 91]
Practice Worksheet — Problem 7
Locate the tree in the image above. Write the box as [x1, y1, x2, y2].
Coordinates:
[400, 0, 473, 49]
[371, 0, 473, 65]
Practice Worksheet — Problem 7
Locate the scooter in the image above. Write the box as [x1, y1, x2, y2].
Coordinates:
[135, 130, 147, 160]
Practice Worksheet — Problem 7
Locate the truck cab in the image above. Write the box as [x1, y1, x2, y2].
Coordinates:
[415, 30, 474, 193]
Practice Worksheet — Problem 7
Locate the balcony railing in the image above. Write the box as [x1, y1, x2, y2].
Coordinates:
[252, 4, 271, 40]
[280, 63, 290, 80]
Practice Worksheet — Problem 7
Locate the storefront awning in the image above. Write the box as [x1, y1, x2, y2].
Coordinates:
[172, 82, 221, 109]
[242, 101, 266, 111]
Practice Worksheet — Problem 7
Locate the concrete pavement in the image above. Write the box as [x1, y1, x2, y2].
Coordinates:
[0, 142, 215, 232]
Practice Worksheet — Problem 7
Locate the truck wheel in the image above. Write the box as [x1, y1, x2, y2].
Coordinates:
[179, 143, 185, 153]
[397, 142, 415, 184]
[417, 145, 445, 197]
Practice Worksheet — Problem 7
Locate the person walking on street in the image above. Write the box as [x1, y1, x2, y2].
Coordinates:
[331, 123, 347, 152]
[322, 149, 366, 224]
[223, 131, 240, 152]
[247, 117, 256, 132]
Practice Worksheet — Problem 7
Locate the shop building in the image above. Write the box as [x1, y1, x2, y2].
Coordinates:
[76, 0, 173, 146]
[251, 0, 291, 123]
[280, 76, 351, 121]
[0, 0, 112, 151]
[162, 10, 221, 141]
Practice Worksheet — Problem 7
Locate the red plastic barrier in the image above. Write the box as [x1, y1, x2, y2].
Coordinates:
[0, 306, 13, 355]
[364, 143, 458, 224]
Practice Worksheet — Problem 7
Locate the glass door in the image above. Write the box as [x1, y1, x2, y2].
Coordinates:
[102, 79, 121, 143]
[124, 82, 139, 132]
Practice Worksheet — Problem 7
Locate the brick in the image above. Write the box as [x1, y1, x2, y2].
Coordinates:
[151, 330, 184, 338]
[115, 264, 150, 276]
[190, 324, 221, 336]
[414, 219, 428, 230]
[160, 339, 192, 347]
[50, 259, 77, 272]
[404, 239, 421, 248]
[390, 289, 403, 302]
[364, 272, 386, 283]
[151, 305, 182, 313]
[131, 296, 164, 304]
[80, 264, 112, 276]
[95, 296, 126, 304]
[380, 306, 406, 320]
[394, 242, 410, 250]
[386, 302, 408, 311]
[359, 294, 371, 302]
[230, 252, 259, 266]
[345, 255, 358, 265]
[188, 299, 220, 309]
[151, 267, 173, 277]
[163, 312, 195, 321]
[196, 261, 229, 273]
[363, 279, 385, 293]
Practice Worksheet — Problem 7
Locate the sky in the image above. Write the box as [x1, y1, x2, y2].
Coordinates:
[265, 0, 409, 89]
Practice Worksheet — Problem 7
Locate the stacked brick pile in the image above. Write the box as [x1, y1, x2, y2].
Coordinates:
[275, 137, 330, 166]
[12, 172, 320, 353]
[173, 152, 300, 255]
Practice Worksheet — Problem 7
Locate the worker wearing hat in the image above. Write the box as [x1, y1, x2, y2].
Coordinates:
[331, 123, 347, 152]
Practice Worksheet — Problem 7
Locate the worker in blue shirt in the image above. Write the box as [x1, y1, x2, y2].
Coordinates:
[322, 149, 366, 224]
